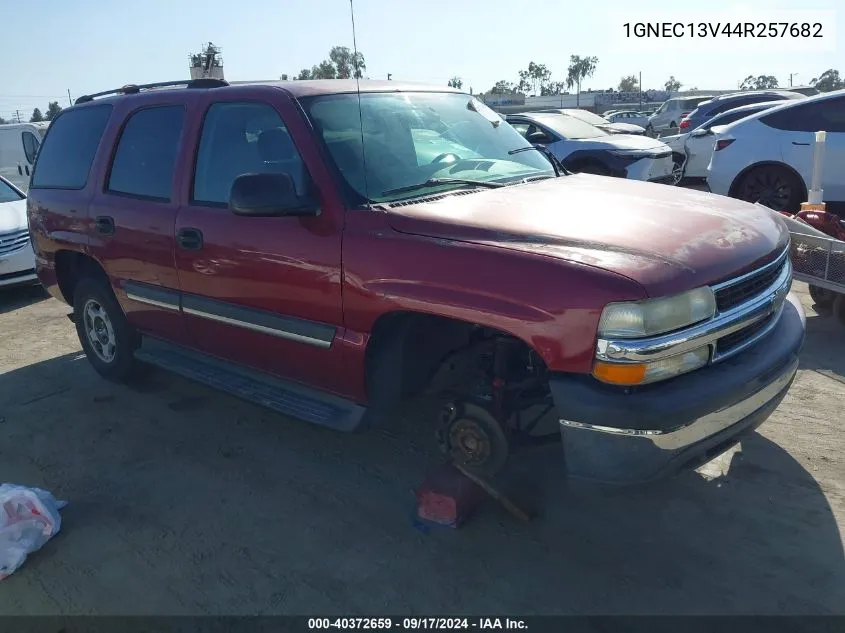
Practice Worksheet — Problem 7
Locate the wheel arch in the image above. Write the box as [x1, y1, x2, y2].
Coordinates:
[363, 310, 541, 411]
[54, 249, 111, 306]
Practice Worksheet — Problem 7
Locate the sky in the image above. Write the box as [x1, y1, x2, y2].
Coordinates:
[0, 0, 841, 121]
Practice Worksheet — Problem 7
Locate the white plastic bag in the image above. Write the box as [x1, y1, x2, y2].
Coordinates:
[0, 484, 67, 580]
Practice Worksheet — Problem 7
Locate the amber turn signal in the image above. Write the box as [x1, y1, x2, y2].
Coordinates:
[592, 361, 647, 386]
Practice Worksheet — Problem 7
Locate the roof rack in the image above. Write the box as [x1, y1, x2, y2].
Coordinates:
[74, 78, 229, 105]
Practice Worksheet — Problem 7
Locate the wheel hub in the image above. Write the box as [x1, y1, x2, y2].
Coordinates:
[449, 420, 491, 464]
[83, 299, 117, 363]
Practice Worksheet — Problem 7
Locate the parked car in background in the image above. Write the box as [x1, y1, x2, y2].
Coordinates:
[0, 122, 49, 192]
[707, 89, 845, 212]
[554, 108, 645, 135]
[647, 95, 714, 136]
[605, 110, 650, 129]
[662, 101, 784, 184]
[27, 78, 804, 485]
[506, 112, 673, 182]
[678, 91, 805, 133]
[0, 175, 37, 288]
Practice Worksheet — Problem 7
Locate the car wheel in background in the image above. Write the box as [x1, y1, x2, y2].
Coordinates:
[809, 285, 837, 310]
[671, 153, 686, 185]
[734, 165, 803, 212]
[74, 277, 140, 382]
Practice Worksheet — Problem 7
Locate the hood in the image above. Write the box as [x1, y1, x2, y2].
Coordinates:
[573, 134, 669, 153]
[604, 122, 645, 134]
[383, 175, 789, 298]
[0, 198, 28, 233]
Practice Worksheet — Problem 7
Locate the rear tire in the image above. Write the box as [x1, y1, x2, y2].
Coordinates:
[734, 165, 803, 212]
[74, 277, 140, 382]
[809, 285, 836, 310]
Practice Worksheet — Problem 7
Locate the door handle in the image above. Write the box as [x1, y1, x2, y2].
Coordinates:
[792, 141, 811, 146]
[94, 216, 115, 236]
[25, 165, 30, 176]
[177, 228, 203, 251]
[17, 165, 22, 176]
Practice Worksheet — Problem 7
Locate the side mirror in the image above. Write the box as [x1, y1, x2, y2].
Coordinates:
[691, 128, 711, 138]
[229, 173, 319, 218]
[527, 131, 552, 144]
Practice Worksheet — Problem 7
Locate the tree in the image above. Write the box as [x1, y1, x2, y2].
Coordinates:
[811, 69, 843, 92]
[664, 76, 682, 92]
[329, 46, 365, 79]
[566, 55, 599, 106]
[739, 74, 779, 90]
[618, 75, 638, 92]
[517, 61, 552, 96]
[30, 108, 44, 123]
[0, 116, 6, 125]
[447, 76, 463, 89]
[289, 45, 366, 81]
[44, 101, 62, 121]
[541, 81, 567, 96]
[489, 80, 516, 94]
[280, 74, 289, 80]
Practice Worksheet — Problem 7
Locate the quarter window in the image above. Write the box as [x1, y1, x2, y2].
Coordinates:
[107, 106, 185, 201]
[193, 102, 311, 206]
[30, 104, 112, 190]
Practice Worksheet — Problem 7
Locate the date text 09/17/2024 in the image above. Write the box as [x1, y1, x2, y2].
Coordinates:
[307, 617, 528, 630]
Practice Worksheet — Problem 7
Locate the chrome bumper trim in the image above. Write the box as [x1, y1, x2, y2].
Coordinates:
[596, 256, 791, 364]
[560, 356, 798, 450]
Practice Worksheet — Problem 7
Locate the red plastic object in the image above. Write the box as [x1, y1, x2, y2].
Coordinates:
[416, 465, 482, 528]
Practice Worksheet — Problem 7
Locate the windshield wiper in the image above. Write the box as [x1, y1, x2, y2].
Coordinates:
[382, 178, 505, 197]
[508, 145, 566, 177]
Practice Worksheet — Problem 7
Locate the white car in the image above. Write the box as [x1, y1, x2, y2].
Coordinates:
[0, 176, 37, 288]
[0, 122, 49, 192]
[552, 108, 645, 135]
[605, 111, 650, 129]
[506, 112, 674, 183]
[707, 89, 845, 211]
[661, 101, 784, 184]
[647, 95, 714, 136]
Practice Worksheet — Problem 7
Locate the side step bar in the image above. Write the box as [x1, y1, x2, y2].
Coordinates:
[134, 337, 366, 432]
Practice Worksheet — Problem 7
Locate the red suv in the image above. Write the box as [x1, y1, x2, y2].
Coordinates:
[27, 79, 805, 484]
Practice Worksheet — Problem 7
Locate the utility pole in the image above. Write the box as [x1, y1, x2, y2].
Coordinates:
[639, 71, 643, 109]
[387, 73, 392, 80]
[15, 110, 21, 124]
[789, 72, 798, 87]
[67, 89, 73, 106]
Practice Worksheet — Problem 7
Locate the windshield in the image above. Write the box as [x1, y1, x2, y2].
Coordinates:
[530, 114, 607, 140]
[562, 109, 607, 125]
[302, 92, 554, 203]
[0, 179, 24, 203]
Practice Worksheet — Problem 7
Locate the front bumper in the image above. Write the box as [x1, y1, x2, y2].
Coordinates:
[0, 241, 37, 288]
[625, 155, 674, 183]
[553, 292, 805, 484]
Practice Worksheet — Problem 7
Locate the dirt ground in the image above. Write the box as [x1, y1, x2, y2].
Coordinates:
[0, 281, 842, 615]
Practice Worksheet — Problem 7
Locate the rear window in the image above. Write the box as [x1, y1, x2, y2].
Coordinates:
[682, 97, 711, 109]
[30, 105, 112, 190]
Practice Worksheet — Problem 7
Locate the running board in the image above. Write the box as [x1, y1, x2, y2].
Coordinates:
[134, 338, 366, 432]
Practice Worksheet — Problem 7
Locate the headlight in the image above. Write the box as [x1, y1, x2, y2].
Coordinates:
[598, 287, 717, 339]
[593, 345, 710, 386]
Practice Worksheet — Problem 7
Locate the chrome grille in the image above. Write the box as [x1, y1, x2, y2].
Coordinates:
[716, 313, 776, 355]
[713, 248, 789, 313]
[0, 229, 30, 256]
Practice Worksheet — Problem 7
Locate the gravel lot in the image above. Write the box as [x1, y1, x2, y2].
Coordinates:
[0, 281, 842, 615]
